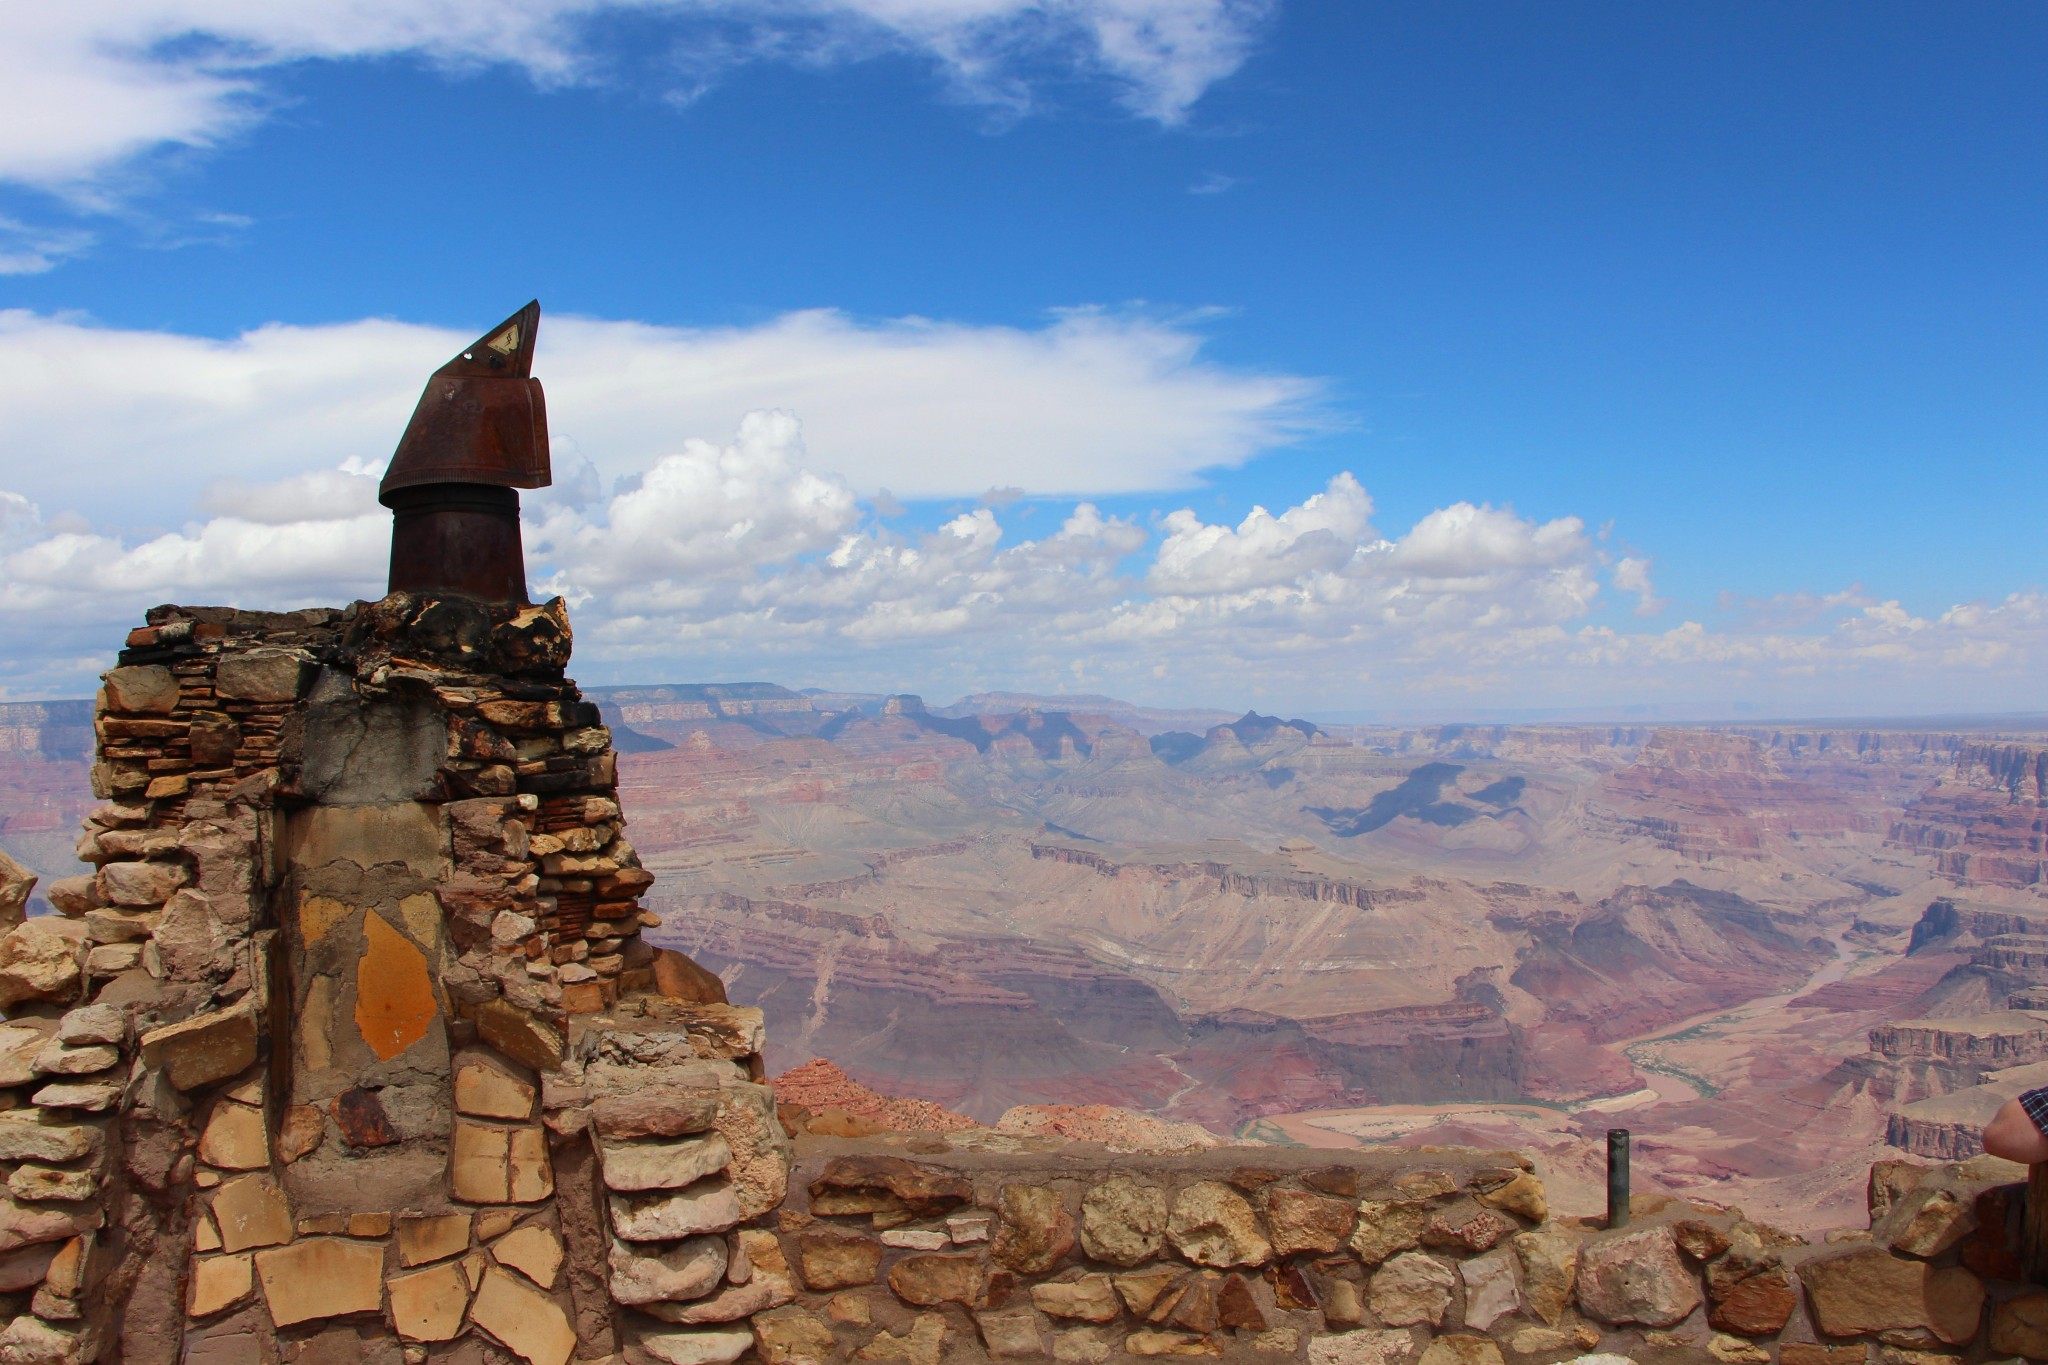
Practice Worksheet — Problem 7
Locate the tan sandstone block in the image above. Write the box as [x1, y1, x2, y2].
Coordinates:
[254, 1238, 384, 1326]
[390, 1259, 471, 1342]
[210, 1173, 292, 1252]
[470, 1265, 576, 1365]
[397, 1213, 470, 1266]
[455, 1057, 537, 1121]
[140, 1003, 257, 1091]
[188, 1253, 253, 1317]
[492, 1224, 563, 1289]
[197, 1103, 268, 1171]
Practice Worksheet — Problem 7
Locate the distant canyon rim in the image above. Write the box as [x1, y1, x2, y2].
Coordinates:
[5, 682, 2046, 1234]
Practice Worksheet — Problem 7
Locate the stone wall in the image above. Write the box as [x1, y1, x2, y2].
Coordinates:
[2, 597, 2048, 1364]
[739, 1135, 2048, 1365]
[0, 598, 790, 1364]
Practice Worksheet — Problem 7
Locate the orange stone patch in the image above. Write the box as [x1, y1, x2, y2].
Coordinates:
[355, 912, 437, 1061]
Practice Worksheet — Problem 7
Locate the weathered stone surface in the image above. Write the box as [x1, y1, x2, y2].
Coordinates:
[0, 1115, 98, 1165]
[451, 1121, 553, 1204]
[469, 1265, 576, 1365]
[0, 1316, 83, 1364]
[7, 1167, 95, 1204]
[712, 1082, 790, 1219]
[974, 1307, 1045, 1358]
[1305, 1330, 1418, 1365]
[1264, 1188, 1354, 1256]
[45, 879, 99, 920]
[1124, 1331, 1218, 1357]
[183, 1251, 253, 1318]
[253, 1238, 384, 1327]
[1461, 1248, 1521, 1333]
[1166, 1181, 1271, 1268]
[888, 1254, 985, 1308]
[1217, 1274, 1265, 1331]
[639, 1277, 793, 1324]
[396, 1213, 470, 1266]
[609, 1235, 727, 1305]
[1115, 1270, 1180, 1317]
[1777, 1347, 1867, 1365]
[799, 1232, 883, 1290]
[594, 1087, 721, 1140]
[28, 1083, 118, 1113]
[1416, 1337, 1504, 1365]
[1991, 1291, 2048, 1359]
[1080, 1177, 1167, 1267]
[880, 1230, 949, 1250]
[326, 1086, 398, 1148]
[0, 923, 80, 1008]
[1422, 1205, 1513, 1254]
[611, 1180, 744, 1242]
[215, 650, 310, 702]
[0, 1030, 40, 1089]
[1575, 1226, 1698, 1328]
[210, 1174, 293, 1253]
[1705, 1231, 1794, 1339]
[1053, 1327, 1114, 1364]
[809, 1156, 972, 1221]
[54, 1006, 119, 1047]
[492, 1224, 562, 1289]
[1150, 1274, 1218, 1332]
[636, 1327, 755, 1365]
[1474, 1172, 1547, 1223]
[140, 1003, 257, 1090]
[0, 1194, 100, 1255]
[1031, 1275, 1120, 1322]
[754, 1307, 838, 1365]
[354, 913, 437, 1062]
[857, 1314, 947, 1365]
[475, 999, 564, 1072]
[994, 1185, 1077, 1274]
[455, 1056, 537, 1120]
[1368, 1253, 1455, 1328]
[0, 1244, 59, 1293]
[389, 1260, 471, 1342]
[103, 665, 178, 714]
[1350, 1201, 1429, 1266]
[1320, 1278, 1363, 1327]
[276, 1106, 324, 1164]
[96, 860, 187, 908]
[1884, 1187, 1975, 1259]
[1706, 1334, 1769, 1364]
[1673, 1220, 1733, 1262]
[1802, 1247, 1983, 1343]
[197, 1103, 268, 1171]
[600, 1134, 732, 1192]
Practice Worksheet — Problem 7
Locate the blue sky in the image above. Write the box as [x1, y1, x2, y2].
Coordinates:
[2, 2, 2045, 717]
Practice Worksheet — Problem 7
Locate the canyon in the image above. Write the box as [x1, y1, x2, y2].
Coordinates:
[6, 685, 2048, 1233]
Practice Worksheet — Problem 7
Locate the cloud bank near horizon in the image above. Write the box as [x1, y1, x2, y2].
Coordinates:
[2, 309, 2043, 716]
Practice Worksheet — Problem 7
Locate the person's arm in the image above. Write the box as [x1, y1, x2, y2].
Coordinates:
[1984, 1091, 2048, 1164]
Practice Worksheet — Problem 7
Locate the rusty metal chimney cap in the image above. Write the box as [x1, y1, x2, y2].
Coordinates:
[378, 301, 552, 505]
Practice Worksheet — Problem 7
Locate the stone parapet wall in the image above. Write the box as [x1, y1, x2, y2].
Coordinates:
[736, 1139, 2048, 1365]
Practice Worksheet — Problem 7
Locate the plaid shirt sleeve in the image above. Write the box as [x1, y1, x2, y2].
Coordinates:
[2020, 1086, 2048, 1137]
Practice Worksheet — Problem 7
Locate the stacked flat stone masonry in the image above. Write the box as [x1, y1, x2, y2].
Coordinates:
[748, 1138, 2048, 1365]
[0, 597, 788, 1364]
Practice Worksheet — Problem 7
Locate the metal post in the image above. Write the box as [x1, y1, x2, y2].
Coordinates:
[1606, 1129, 1631, 1230]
